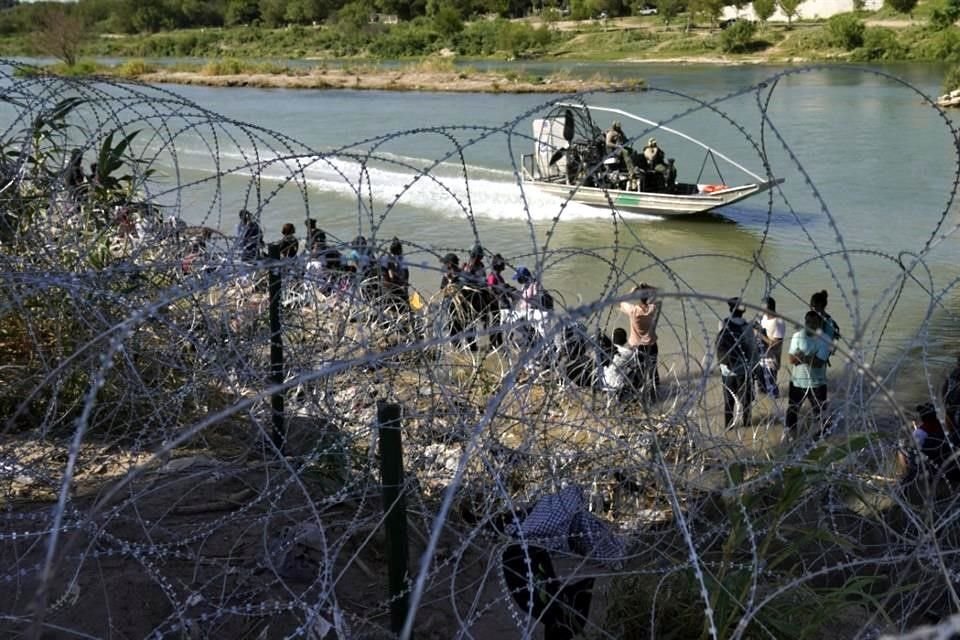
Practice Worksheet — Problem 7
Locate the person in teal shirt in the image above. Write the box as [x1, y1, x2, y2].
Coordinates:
[785, 310, 832, 440]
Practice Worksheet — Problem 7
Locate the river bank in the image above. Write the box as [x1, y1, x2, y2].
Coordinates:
[135, 65, 639, 93]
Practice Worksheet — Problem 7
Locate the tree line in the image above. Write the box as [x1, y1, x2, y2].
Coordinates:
[0, 0, 799, 37]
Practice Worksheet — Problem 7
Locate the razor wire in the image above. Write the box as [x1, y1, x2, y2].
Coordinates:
[1, 60, 960, 639]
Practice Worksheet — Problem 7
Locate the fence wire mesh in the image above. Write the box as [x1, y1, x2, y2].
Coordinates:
[1, 61, 960, 639]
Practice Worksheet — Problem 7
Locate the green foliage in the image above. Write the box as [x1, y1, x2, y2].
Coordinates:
[826, 13, 865, 49]
[752, 0, 776, 22]
[944, 64, 960, 93]
[601, 438, 884, 640]
[913, 26, 960, 61]
[851, 26, 905, 60]
[225, 0, 260, 25]
[432, 4, 464, 36]
[885, 0, 918, 14]
[114, 59, 158, 77]
[451, 18, 553, 56]
[777, 0, 803, 25]
[655, 0, 684, 23]
[688, 0, 724, 25]
[718, 18, 756, 52]
[368, 18, 442, 56]
[929, 0, 960, 29]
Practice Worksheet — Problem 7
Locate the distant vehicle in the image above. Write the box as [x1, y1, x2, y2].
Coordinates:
[637, 6, 658, 15]
[719, 17, 749, 28]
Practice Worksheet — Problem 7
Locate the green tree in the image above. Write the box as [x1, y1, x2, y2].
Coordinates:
[433, 4, 464, 33]
[752, 0, 776, 23]
[930, 0, 960, 30]
[655, 0, 684, 24]
[689, 0, 724, 26]
[259, 0, 287, 25]
[776, 0, 802, 26]
[226, 0, 261, 24]
[826, 13, 864, 49]
[719, 15, 756, 50]
[336, 0, 372, 31]
[885, 0, 917, 13]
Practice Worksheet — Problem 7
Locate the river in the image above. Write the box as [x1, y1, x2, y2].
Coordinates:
[21, 61, 960, 404]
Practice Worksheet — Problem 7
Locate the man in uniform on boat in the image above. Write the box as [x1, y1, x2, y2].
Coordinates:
[604, 121, 636, 185]
[640, 137, 676, 193]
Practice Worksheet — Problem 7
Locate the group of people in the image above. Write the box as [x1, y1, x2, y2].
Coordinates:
[227, 212, 960, 485]
[712, 290, 841, 439]
[897, 357, 960, 486]
[603, 121, 677, 193]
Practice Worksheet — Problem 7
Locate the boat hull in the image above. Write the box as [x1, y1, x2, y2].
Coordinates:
[524, 178, 783, 218]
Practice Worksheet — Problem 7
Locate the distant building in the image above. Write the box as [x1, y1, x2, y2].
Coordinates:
[0, 0, 17, 9]
[722, 0, 882, 22]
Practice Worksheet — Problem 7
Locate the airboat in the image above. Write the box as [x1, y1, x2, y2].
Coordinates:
[519, 103, 784, 218]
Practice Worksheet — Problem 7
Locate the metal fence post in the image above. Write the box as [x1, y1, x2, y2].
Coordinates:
[267, 242, 285, 451]
[377, 401, 411, 637]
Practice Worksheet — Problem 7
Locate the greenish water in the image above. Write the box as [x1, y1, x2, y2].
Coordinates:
[22, 61, 960, 402]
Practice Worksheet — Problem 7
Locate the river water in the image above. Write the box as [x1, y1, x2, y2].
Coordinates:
[23, 61, 960, 402]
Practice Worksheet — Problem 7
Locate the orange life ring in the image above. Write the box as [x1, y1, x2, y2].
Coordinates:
[701, 184, 728, 193]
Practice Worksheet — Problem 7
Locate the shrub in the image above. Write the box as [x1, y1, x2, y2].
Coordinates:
[913, 27, 960, 62]
[885, 0, 918, 13]
[827, 13, 865, 49]
[943, 64, 960, 93]
[851, 26, 906, 60]
[114, 59, 157, 77]
[719, 19, 757, 52]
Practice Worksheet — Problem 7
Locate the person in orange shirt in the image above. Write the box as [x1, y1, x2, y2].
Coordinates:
[619, 283, 660, 403]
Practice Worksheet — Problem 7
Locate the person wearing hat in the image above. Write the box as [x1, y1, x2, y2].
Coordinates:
[619, 283, 660, 404]
[642, 137, 665, 167]
[604, 120, 635, 180]
[236, 208, 263, 262]
[716, 297, 758, 430]
[605, 120, 626, 154]
[512, 266, 544, 313]
[785, 310, 831, 441]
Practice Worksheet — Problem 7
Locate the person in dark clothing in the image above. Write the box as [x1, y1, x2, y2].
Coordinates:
[440, 252, 478, 351]
[899, 403, 960, 485]
[382, 237, 410, 311]
[716, 297, 758, 430]
[278, 223, 299, 259]
[486, 253, 514, 348]
[237, 209, 263, 262]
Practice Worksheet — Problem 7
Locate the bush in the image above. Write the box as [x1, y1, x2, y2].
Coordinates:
[943, 64, 960, 93]
[913, 27, 960, 62]
[114, 59, 157, 77]
[827, 13, 865, 49]
[718, 19, 757, 52]
[851, 26, 906, 60]
[368, 20, 442, 57]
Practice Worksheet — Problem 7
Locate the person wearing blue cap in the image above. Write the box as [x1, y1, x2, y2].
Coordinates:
[513, 265, 553, 313]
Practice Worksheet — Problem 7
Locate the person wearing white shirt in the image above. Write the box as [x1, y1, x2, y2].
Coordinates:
[757, 296, 786, 398]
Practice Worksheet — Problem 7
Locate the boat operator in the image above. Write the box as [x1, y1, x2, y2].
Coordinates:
[604, 120, 636, 184]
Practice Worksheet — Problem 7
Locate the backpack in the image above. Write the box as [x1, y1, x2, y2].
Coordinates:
[716, 319, 749, 370]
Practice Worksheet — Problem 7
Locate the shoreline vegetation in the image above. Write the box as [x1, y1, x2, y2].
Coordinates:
[3, 0, 960, 95]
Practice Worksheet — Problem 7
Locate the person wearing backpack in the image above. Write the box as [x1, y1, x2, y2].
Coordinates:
[716, 298, 758, 430]
[785, 310, 832, 441]
[810, 290, 841, 365]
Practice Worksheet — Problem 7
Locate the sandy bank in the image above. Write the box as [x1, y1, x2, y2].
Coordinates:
[137, 68, 637, 93]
